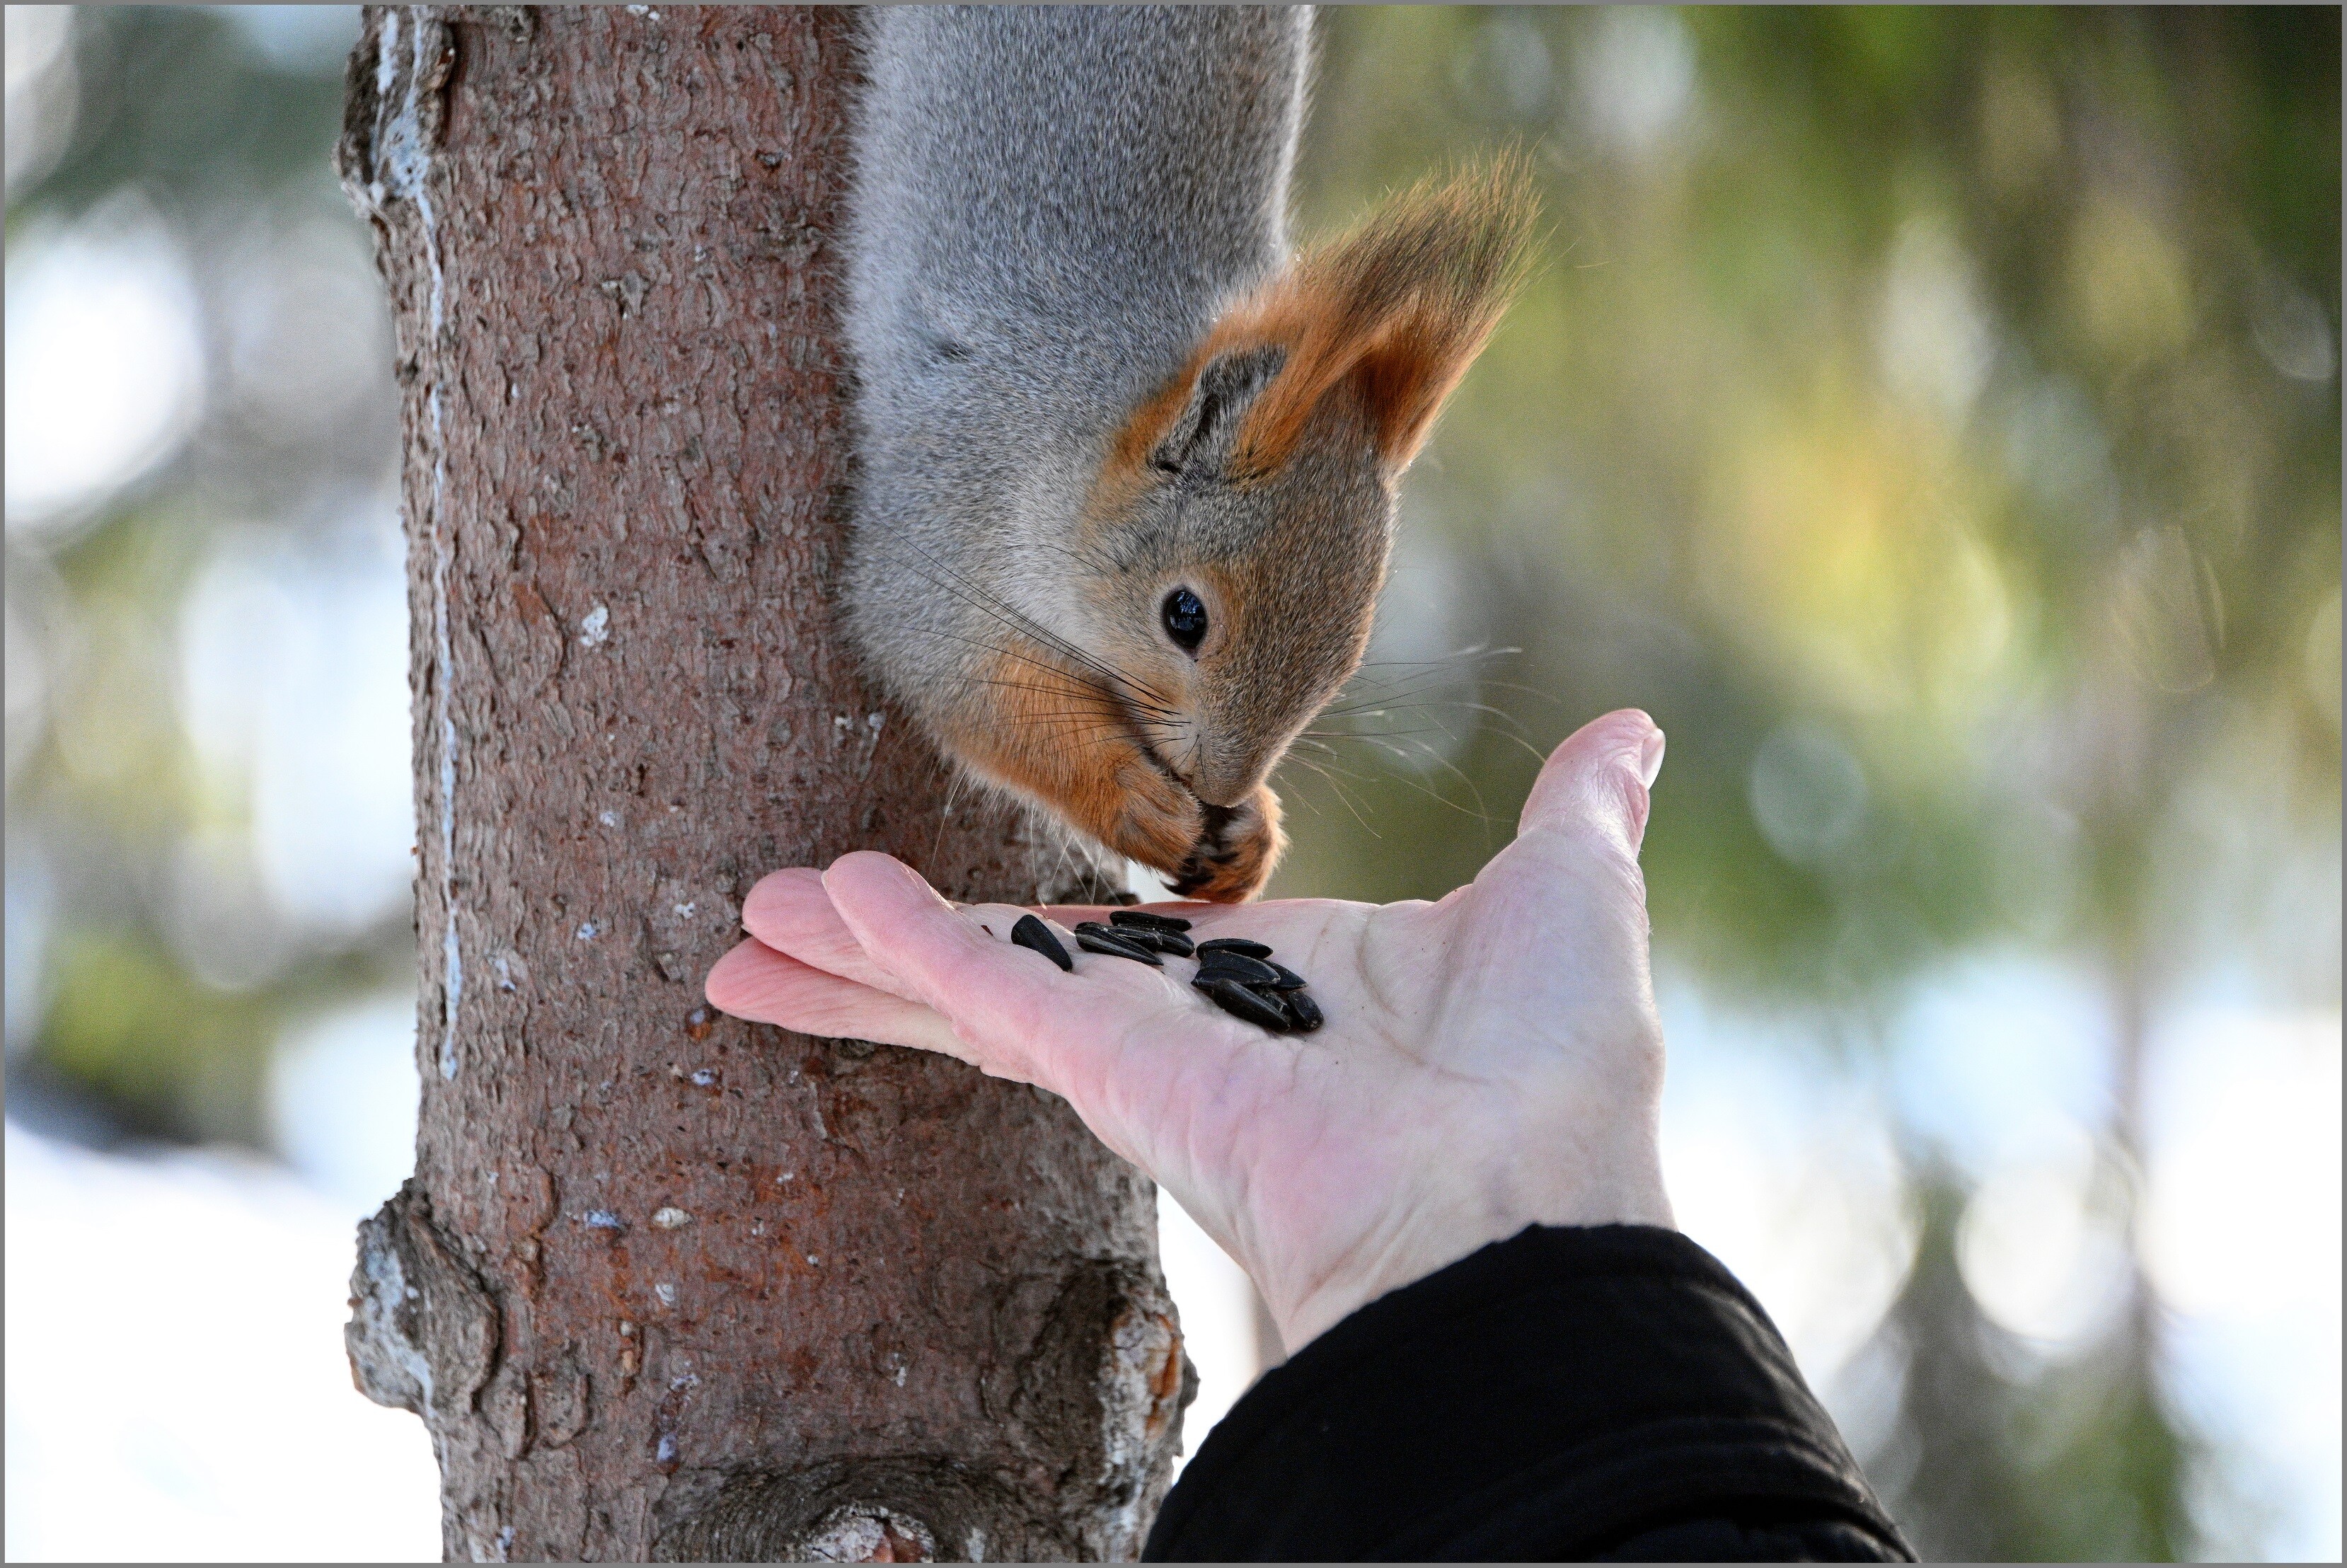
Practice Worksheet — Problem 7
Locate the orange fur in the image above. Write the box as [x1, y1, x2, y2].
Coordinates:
[940, 639, 1289, 900]
[940, 640, 1206, 877]
[1102, 157, 1538, 500]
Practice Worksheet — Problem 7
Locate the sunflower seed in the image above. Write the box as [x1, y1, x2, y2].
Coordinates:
[1010, 913, 1072, 972]
[1078, 921, 1186, 956]
[1076, 929, 1163, 966]
[1192, 976, 1293, 1031]
[1261, 961, 1307, 991]
[1121, 928, 1194, 957]
[1110, 909, 1192, 934]
[1195, 951, 1280, 987]
[1194, 937, 1272, 959]
[1278, 988, 1324, 1032]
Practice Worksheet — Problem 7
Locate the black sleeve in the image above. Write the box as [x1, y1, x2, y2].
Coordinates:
[1143, 1225, 1914, 1562]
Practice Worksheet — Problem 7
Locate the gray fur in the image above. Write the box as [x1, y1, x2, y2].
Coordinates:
[843, 6, 1391, 885]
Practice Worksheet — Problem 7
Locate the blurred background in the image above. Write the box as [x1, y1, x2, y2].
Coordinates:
[4, 6, 2337, 1561]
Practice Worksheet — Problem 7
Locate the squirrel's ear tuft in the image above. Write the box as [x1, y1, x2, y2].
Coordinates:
[1098, 160, 1536, 511]
[1148, 345, 1288, 478]
[1214, 157, 1540, 478]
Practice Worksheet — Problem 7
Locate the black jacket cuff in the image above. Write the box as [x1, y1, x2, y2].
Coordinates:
[1144, 1224, 1913, 1562]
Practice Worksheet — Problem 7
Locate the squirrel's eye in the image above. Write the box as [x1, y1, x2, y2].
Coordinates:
[1161, 587, 1209, 652]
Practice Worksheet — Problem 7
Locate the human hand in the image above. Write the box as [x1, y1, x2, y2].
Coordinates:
[705, 709, 1675, 1353]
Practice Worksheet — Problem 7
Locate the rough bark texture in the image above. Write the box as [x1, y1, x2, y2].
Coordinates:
[334, 8, 1189, 1560]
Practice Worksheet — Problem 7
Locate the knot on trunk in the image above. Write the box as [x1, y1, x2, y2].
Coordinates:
[652, 1457, 1059, 1563]
[998, 1260, 1196, 1558]
[347, 1179, 501, 1422]
[650, 1262, 1190, 1562]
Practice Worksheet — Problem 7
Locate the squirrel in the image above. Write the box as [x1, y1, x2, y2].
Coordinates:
[842, 6, 1535, 901]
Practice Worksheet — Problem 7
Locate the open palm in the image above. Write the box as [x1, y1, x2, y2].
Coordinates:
[706, 709, 1675, 1351]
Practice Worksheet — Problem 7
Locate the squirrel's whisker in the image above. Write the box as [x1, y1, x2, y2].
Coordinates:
[893, 623, 1182, 720]
[1283, 754, 1380, 838]
[881, 538, 1181, 712]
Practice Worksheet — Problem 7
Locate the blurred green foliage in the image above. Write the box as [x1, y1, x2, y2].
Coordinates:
[1881, 1172, 2195, 1562]
[8, 5, 405, 1145]
[1277, 6, 2338, 994]
[16, 6, 345, 207]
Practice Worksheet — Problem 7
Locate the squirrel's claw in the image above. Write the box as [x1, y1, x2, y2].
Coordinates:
[1167, 785, 1286, 903]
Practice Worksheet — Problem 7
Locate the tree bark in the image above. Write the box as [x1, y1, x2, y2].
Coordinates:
[333, 8, 1188, 1560]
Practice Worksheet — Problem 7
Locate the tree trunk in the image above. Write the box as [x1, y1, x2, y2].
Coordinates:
[333, 8, 1188, 1560]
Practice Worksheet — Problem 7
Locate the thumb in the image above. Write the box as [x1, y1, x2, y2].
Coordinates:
[1517, 708, 1664, 853]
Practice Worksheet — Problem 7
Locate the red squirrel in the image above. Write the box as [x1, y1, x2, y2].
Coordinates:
[842, 8, 1535, 901]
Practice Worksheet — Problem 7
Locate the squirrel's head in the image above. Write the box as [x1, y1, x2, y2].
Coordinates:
[1076, 162, 1539, 810]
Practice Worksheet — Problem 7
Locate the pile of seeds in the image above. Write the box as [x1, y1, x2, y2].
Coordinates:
[1010, 909, 1322, 1034]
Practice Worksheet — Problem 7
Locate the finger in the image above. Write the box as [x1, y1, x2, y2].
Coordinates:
[1473, 712, 1663, 1002]
[821, 851, 1125, 1091]
[703, 938, 970, 1059]
[746, 870, 1189, 984]
[1517, 708, 1663, 853]
[743, 866, 930, 1000]
[741, 867, 827, 948]
[742, 865, 1266, 1051]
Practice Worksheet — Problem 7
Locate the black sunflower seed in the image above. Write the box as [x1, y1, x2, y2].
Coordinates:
[1076, 930, 1163, 966]
[1010, 913, 1072, 972]
[1278, 988, 1325, 1032]
[1262, 961, 1308, 991]
[1194, 937, 1272, 959]
[1195, 951, 1280, 987]
[1078, 921, 1189, 957]
[1110, 909, 1192, 934]
[1192, 976, 1293, 1032]
[1122, 928, 1195, 957]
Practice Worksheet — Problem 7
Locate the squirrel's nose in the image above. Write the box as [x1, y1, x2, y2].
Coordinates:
[1137, 733, 1218, 805]
[1187, 749, 1264, 809]
[1158, 717, 1273, 807]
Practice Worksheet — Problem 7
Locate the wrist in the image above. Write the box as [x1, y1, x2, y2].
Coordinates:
[1276, 1182, 1680, 1351]
[1275, 1131, 1674, 1352]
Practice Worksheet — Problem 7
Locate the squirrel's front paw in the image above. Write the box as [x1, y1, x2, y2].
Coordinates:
[1105, 756, 1208, 874]
[1169, 785, 1286, 903]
